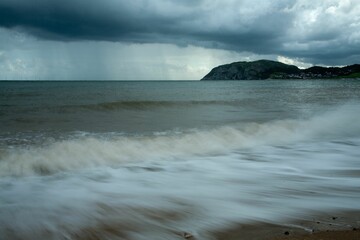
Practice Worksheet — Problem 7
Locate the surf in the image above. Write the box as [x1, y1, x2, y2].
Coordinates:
[1, 103, 359, 177]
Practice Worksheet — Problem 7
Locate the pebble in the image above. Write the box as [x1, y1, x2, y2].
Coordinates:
[183, 232, 193, 239]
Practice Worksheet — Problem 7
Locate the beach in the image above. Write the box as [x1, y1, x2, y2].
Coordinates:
[1, 80, 360, 240]
[216, 211, 360, 240]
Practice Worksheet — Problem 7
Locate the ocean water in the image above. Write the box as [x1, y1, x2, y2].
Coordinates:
[0, 80, 360, 239]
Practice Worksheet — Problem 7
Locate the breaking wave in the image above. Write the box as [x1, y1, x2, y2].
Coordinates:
[1, 104, 359, 177]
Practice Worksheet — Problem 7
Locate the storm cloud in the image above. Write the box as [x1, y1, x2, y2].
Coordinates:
[0, 0, 359, 79]
[0, 0, 291, 46]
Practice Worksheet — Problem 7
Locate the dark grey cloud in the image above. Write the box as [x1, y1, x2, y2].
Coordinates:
[0, 0, 208, 42]
[0, 0, 359, 66]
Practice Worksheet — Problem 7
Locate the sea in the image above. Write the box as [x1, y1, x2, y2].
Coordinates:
[0, 80, 360, 240]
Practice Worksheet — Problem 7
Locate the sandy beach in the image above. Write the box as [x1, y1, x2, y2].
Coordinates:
[273, 230, 359, 240]
[69, 211, 360, 240]
[215, 211, 360, 240]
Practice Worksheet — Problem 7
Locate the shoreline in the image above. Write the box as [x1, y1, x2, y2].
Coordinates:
[214, 211, 360, 240]
[272, 230, 359, 240]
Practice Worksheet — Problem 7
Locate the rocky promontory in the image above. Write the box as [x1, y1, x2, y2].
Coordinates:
[201, 60, 360, 80]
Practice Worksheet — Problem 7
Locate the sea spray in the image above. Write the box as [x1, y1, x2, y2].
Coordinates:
[1, 137, 360, 239]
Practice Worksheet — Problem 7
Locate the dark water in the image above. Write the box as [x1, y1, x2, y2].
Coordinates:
[0, 80, 360, 239]
[1, 80, 359, 134]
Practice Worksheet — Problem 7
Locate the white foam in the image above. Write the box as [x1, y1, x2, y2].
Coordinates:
[1, 138, 360, 239]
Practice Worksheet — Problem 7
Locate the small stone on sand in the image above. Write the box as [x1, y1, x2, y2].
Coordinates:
[183, 232, 193, 239]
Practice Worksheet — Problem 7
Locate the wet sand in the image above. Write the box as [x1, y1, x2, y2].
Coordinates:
[215, 211, 360, 240]
[5, 210, 358, 240]
[72, 211, 360, 240]
[62, 211, 360, 240]
[273, 230, 359, 240]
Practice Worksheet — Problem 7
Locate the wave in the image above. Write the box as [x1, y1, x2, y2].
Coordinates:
[1, 104, 359, 177]
[56, 100, 243, 112]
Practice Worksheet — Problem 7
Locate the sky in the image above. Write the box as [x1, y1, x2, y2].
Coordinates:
[0, 0, 359, 80]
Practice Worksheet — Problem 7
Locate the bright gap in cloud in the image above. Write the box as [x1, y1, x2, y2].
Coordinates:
[277, 56, 312, 69]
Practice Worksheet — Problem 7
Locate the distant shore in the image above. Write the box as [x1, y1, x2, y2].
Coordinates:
[202, 60, 360, 80]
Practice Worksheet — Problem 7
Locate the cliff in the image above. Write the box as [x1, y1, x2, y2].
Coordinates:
[201, 60, 360, 80]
